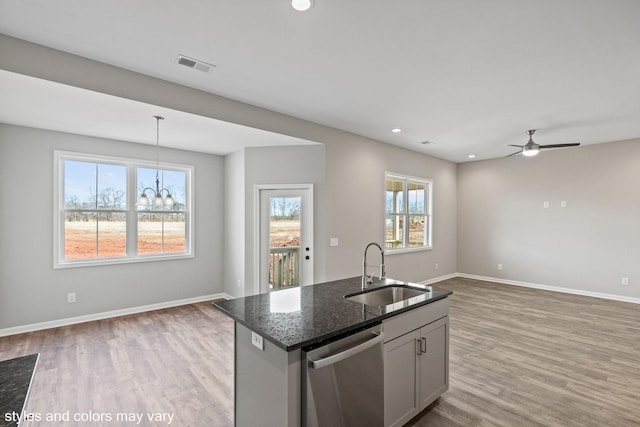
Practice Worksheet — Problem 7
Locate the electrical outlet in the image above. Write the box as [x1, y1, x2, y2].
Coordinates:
[435, 263, 439, 270]
[561, 201, 567, 208]
[543, 201, 549, 209]
[67, 292, 76, 303]
[621, 277, 630, 286]
[329, 238, 339, 247]
[251, 332, 264, 351]
[497, 264, 503, 271]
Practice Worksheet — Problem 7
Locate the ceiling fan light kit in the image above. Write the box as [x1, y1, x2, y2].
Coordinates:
[291, 0, 313, 11]
[507, 129, 580, 158]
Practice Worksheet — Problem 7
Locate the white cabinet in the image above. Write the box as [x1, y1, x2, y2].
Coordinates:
[383, 301, 449, 427]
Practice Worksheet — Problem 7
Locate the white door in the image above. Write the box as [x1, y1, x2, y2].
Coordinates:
[257, 185, 313, 293]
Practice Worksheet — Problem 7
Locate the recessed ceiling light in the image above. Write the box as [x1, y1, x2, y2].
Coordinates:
[468, 154, 476, 158]
[292, 0, 313, 11]
[391, 128, 402, 133]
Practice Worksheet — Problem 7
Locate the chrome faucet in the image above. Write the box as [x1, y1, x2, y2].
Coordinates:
[362, 242, 385, 290]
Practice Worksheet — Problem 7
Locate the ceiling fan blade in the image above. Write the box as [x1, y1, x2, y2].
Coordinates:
[539, 143, 581, 149]
[508, 144, 524, 148]
[505, 150, 521, 157]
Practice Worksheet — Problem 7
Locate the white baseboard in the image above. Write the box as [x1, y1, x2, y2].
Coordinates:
[5, 274, 636, 337]
[418, 273, 458, 286]
[0, 293, 228, 337]
[455, 273, 640, 305]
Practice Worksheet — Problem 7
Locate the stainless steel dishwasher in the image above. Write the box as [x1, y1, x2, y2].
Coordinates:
[302, 324, 384, 427]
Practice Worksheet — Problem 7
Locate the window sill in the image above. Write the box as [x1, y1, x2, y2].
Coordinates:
[385, 246, 432, 255]
[54, 253, 194, 269]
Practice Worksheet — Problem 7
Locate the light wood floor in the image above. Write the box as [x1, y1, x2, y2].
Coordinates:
[0, 303, 234, 426]
[1, 278, 639, 426]
[410, 277, 640, 427]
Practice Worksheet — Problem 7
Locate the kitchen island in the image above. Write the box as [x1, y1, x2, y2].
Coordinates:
[0, 353, 39, 427]
[213, 276, 452, 427]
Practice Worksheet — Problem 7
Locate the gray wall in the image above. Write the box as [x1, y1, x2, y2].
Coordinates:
[324, 135, 458, 283]
[0, 35, 460, 330]
[457, 139, 640, 299]
[0, 124, 224, 329]
[223, 149, 246, 298]
[243, 145, 327, 295]
[223, 145, 326, 298]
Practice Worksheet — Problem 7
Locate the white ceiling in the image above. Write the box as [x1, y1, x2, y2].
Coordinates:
[0, 70, 318, 154]
[1, 0, 639, 162]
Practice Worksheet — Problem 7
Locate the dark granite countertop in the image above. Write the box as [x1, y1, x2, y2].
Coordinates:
[0, 353, 39, 427]
[213, 276, 452, 352]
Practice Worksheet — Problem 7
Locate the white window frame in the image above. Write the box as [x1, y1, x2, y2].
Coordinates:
[385, 172, 433, 254]
[53, 150, 194, 269]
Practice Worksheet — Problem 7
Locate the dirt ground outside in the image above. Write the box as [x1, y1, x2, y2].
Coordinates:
[64, 221, 185, 259]
[269, 220, 300, 247]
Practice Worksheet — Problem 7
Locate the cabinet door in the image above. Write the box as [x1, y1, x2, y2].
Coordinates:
[418, 316, 449, 410]
[384, 330, 420, 427]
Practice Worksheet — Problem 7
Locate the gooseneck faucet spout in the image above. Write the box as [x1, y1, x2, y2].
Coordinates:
[362, 242, 385, 290]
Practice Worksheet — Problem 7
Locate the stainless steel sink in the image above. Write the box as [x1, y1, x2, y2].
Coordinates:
[345, 285, 430, 307]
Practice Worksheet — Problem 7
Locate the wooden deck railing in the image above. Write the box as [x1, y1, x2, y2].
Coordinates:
[269, 246, 300, 289]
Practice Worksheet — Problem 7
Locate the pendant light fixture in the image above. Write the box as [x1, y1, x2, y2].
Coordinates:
[138, 116, 175, 207]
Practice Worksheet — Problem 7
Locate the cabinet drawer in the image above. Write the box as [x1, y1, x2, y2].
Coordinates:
[382, 298, 449, 342]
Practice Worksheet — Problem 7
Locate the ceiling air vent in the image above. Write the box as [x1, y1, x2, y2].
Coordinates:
[176, 55, 216, 73]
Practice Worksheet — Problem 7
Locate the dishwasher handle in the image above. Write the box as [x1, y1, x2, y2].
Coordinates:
[308, 331, 384, 369]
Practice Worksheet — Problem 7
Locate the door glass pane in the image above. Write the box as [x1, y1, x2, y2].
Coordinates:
[269, 197, 301, 290]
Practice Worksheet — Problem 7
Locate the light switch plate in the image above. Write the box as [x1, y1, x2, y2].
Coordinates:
[251, 332, 264, 351]
[329, 238, 339, 247]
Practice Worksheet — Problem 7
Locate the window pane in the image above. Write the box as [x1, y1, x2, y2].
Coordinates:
[162, 169, 187, 208]
[138, 213, 163, 254]
[97, 212, 126, 257]
[97, 164, 127, 209]
[386, 178, 404, 213]
[65, 212, 97, 259]
[407, 182, 426, 214]
[138, 213, 186, 255]
[163, 213, 186, 253]
[385, 215, 403, 249]
[57, 151, 192, 267]
[64, 160, 96, 209]
[408, 215, 426, 247]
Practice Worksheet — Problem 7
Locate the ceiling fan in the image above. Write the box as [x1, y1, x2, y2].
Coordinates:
[507, 129, 580, 157]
